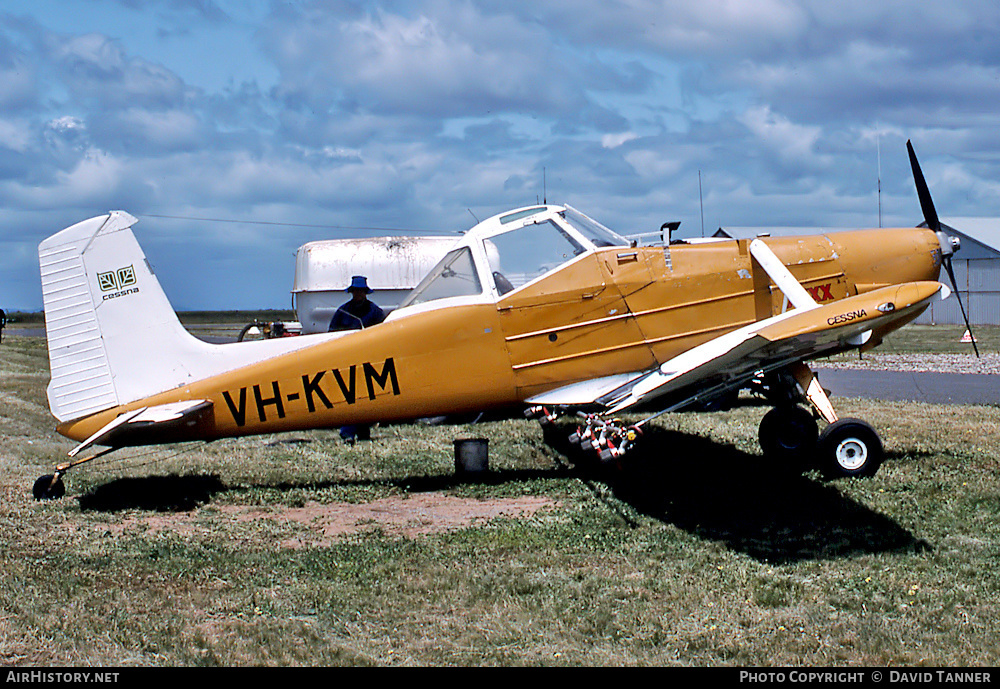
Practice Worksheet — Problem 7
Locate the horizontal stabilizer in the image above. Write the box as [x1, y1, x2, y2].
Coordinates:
[68, 399, 213, 457]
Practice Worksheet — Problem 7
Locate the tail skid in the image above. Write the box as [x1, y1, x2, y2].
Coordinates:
[39, 211, 324, 423]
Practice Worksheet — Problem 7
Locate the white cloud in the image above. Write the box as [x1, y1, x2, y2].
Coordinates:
[738, 105, 823, 166]
[0, 148, 128, 208]
[624, 149, 683, 178]
[0, 118, 32, 152]
[46, 115, 84, 133]
[602, 132, 639, 149]
[262, 2, 594, 119]
[109, 108, 205, 150]
[49, 32, 188, 108]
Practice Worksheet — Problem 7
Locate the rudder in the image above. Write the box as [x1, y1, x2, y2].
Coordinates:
[39, 211, 211, 422]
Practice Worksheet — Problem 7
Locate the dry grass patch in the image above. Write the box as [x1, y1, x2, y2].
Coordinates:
[105, 493, 558, 547]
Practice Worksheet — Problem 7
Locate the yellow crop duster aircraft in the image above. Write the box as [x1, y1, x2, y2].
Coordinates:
[33, 143, 971, 499]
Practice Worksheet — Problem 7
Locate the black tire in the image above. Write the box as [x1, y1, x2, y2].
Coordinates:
[818, 418, 883, 479]
[33, 474, 65, 501]
[758, 406, 818, 463]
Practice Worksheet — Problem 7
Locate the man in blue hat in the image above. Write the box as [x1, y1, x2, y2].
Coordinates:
[328, 276, 385, 444]
[328, 275, 385, 332]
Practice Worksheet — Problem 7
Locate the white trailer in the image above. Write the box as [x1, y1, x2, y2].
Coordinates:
[292, 236, 458, 334]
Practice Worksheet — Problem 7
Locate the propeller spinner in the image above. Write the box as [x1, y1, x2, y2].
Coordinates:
[907, 140, 980, 358]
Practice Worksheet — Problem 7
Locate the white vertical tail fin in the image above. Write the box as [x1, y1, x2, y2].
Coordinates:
[40, 212, 130, 421]
[39, 211, 338, 424]
[39, 211, 210, 422]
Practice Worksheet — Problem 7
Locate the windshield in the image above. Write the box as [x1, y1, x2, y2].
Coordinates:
[485, 219, 586, 295]
[399, 246, 482, 308]
[560, 206, 628, 247]
[499, 207, 547, 225]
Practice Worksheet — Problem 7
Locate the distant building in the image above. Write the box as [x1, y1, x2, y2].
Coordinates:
[922, 218, 1000, 325]
[714, 220, 1000, 325]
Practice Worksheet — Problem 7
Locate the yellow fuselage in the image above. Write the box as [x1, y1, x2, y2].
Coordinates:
[56, 227, 943, 444]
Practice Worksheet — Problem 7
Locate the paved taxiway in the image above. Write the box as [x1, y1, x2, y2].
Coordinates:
[816, 368, 998, 406]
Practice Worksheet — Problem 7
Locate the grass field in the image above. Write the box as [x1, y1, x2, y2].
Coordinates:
[1, 331, 998, 666]
[846, 324, 1000, 356]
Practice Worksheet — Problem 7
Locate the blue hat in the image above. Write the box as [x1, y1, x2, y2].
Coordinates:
[346, 275, 373, 293]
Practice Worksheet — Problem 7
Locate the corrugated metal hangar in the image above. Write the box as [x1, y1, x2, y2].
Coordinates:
[919, 218, 1000, 325]
[714, 219, 1000, 325]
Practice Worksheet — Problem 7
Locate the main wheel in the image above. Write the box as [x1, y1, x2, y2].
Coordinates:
[818, 418, 883, 479]
[33, 474, 65, 501]
[758, 406, 818, 464]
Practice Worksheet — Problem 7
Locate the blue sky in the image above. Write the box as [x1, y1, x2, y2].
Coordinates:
[3, 0, 1000, 310]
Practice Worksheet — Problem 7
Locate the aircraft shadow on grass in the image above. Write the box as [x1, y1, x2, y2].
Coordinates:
[78, 474, 228, 513]
[546, 424, 932, 564]
[77, 425, 930, 564]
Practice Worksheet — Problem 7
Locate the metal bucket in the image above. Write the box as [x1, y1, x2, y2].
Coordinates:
[454, 438, 489, 474]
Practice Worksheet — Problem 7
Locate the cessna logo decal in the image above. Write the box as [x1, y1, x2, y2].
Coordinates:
[806, 283, 835, 302]
[98, 265, 139, 301]
[828, 308, 867, 326]
[222, 357, 400, 427]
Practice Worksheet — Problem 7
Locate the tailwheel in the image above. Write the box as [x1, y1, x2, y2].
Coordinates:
[818, 418, 883, 479]
[33, 474, 66, 501]
[758, 405, 818, 465]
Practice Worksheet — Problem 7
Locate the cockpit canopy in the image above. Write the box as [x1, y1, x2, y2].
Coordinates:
[398, 205, 628, 311]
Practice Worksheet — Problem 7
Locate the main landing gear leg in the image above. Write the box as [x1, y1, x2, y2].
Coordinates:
[758, 363, 884, 478]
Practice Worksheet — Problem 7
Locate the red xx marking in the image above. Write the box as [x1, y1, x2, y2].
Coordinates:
[806, 284, 834, 301]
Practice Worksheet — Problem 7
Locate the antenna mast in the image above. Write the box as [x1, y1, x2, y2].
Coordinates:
[877, 126, 882, 228]
[699, 170, 705, 238]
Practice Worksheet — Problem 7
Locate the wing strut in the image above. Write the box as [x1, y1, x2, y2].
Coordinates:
[749, 239, 870, 347]
[748, 238, 817, 312]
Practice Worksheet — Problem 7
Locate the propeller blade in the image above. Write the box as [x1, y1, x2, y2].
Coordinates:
[909, 141, 979, 357]
[943, 255, 980, 358]
[907, 140, 941, 233]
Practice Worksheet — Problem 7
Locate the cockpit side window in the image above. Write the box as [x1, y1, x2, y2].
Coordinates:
[485, 220, 586, 295]
[399, 246, 482, 308]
